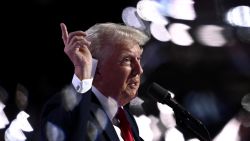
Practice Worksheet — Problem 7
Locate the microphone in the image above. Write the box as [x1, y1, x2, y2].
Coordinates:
[147, 82, 211, 141]
[147, 82, 195, 118]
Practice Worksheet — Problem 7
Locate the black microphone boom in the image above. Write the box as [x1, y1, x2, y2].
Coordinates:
[147, 82, 211, 141]
[147, 82, 188, 113]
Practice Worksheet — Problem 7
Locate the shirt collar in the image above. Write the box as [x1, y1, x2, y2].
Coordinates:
[92, 86, 119, 120]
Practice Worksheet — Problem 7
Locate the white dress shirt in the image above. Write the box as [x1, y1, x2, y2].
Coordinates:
[72, 58, 98, 93]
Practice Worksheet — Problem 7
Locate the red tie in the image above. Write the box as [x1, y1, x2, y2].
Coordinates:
[116, 107, 134, 141]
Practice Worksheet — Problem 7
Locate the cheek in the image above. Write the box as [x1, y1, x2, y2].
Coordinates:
[112, 68, 131, 84]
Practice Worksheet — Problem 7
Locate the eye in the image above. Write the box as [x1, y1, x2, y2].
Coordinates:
[120, 57, 132, 65]
[137, 57, 141, 62]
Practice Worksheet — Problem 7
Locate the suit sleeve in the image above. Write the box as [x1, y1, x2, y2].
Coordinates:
[39, 85, 91, 141]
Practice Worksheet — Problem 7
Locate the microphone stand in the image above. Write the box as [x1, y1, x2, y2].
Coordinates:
[166, 97, 211, 141]
[147, 82, 211, 141]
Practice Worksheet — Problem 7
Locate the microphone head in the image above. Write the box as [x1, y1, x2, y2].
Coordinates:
[147, 82, 171, 103]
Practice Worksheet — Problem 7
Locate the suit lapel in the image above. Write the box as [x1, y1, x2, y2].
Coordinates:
[89, 94, 120, 141]
[77, 91, 142, 141]
[72, 90, 92, 141]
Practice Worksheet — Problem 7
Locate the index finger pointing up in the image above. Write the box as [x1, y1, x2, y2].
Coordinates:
[60, 22, 69, 45]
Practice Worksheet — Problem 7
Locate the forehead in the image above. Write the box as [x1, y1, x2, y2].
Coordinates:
[113, 42, 143, 56]
[100, 39, 143, 62]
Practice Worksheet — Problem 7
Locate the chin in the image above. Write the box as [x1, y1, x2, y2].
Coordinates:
[129, 93, 138, 100]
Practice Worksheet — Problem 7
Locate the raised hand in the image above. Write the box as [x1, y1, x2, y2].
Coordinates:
[60, 23, 93, 80]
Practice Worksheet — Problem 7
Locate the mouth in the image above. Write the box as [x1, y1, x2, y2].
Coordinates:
[128, 79, 139, 89]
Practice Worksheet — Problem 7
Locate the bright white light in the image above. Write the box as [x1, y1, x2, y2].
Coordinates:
[226, 5, 250, 27]
[149, 115, 163, 141]
[16, 111, 33, 132]
[4, 111, 33, 141]
[168, 23, 194, 46]
[157, 102, 174, 115]
[167, 0, 196, 20]
[168, 90, 175, 98]
[213, 117, 240, 141]
[157, 102, 176, 128]
[188, 138, 200, 141]
[196, 25, 227, 47]
[165, 127, 185, 141]
[122, 6, 147, 30]
[0, 101, 9, 129]
[137, 0, 168, 25]
[5, 119, 27, 141]
[134, 115, 154, 141]
[135, 115, 163, 141]
[150, 22, 171, 42]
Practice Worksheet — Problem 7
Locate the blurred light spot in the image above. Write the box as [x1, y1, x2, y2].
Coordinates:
[16, 111, 33, 132]
[130, 97, 145, 116]
[183, 91, 221, 124]
[195, 25, 227, 47]
[87, 121, 98, 140]
[0, 86, 9, 103]
[165, 127, 185, 141]
[155, 0, 171, 16]
[46, 122, 65, 141]
[169, 23, 194, 46]
[130, 97, 144, 107]
[157, 102, 176, 128]
[168, 90, 175, 98]
[134, 115, 153, 141]
[105, 97, 118, 120]
[5, 120, 26, 141]
[167, 0, 196, 20]
[157, 102, 174, 115]
[187, 138, 200, 141]
[150, 22, 171, 42]
[241, 93, 250, 112]
[0, 101, 9, 129]
[62, 85, 79, 111]
[95, 108, 108, 130]
[149, 115, 162, 141]
[5, 111, 33, 141]
[137, 0, 168, 25]
[15, 83, 29, 111]
[226, 5, 250, 27]
[213, 117, 240, 141]
[122, 6, 147, 31]
[135, 115, 165, 141]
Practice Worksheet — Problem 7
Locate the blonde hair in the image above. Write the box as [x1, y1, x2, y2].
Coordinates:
[85, 23, 150, 60]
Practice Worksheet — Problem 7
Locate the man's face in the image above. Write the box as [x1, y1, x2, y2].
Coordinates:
[96, 42, 143, 106]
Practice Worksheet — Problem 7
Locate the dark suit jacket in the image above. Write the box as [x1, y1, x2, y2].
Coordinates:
[40, 85, 143, 141]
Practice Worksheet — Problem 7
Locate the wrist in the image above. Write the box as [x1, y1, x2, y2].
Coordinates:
[74, 66, 92, 80]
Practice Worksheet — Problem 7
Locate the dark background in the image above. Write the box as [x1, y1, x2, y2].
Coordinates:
[0, 0, 250, 140]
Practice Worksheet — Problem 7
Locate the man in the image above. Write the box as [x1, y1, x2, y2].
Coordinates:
[40, 22, 150, 141]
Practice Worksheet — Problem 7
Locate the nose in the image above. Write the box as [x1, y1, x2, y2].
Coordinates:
[132, 59, 143, 76]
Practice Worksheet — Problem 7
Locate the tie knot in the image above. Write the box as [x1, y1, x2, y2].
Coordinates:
[117, 107, 126, 121]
